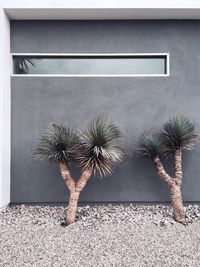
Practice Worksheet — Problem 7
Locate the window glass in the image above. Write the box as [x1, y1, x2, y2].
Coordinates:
[13, 55, 167, 75]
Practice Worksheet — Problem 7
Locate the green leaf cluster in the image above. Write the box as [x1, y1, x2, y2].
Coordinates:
[136, 114, 197, 158]
[34, 116, 124, 177]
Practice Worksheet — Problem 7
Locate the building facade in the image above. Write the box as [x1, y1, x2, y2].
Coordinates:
[1, 1, 200, 207]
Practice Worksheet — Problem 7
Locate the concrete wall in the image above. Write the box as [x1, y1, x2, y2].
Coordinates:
[11, 20, 200, 203]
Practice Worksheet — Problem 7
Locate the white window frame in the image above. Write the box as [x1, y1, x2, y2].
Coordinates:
[11, 53, 170, 77]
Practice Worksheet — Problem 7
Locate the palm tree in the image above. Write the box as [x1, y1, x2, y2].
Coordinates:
[136, 114, 197, 224]
[34, 116, 124, 225]
[14, 57, 41, 74]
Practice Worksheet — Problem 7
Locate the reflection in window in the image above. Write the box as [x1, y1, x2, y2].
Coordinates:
[14, 57, 42, 74]
[13, 55, 167, 75]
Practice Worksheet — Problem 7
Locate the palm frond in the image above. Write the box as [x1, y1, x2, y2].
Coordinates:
[136, 129, 161, 159]
[14, 57, 41, 74]
[77, 115, 124, 177]
[34, 123, 79, 164]
[160, 114, 197, 152]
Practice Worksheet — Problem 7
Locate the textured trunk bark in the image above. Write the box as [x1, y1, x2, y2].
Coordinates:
[59, 162, 75, 191]
[174, 149, 182, 186]
[153, 154, 186, 224]
[170, 183, 186, 224]
[66, 168, 92, 225]
[153, 156, 173, 187]
[66, 191, 80, 225]
[59, 162, 76, 225]
[59, 163, 92, 225]
[76, 168, 93, 193]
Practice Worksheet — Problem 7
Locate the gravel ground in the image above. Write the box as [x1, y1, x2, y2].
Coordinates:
[0, 204, 200, 267]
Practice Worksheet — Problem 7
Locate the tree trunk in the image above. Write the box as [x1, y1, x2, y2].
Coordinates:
[174, 149, 182, 186]
[66, 168, 92, 224]
[59, 163, 92, 225]
[169, 183, 186, 224]
[153, 156, 173, 187]
[76, 168, 93, 193]
[66, 191, 80, 225]
[153, 156, 186, 224]
[59, 162, 75, 191]
[59, 162, 76, 225]
[171, 149, 186, 223]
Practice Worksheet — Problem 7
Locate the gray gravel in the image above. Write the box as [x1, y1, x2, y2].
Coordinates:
[0, 204, 200, 267]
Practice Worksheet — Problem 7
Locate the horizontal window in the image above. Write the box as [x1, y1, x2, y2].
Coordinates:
[12, 54, 168, 76]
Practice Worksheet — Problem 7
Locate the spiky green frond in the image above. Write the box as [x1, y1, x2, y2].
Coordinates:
[136, 130, 161, 159]
[77, 116, 124, 177]
[160, 114, 197, 152]
[14, 57, 41, 74]
[34, 123, 79, 164]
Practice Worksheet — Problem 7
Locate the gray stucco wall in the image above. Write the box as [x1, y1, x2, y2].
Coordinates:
[11, 20, 200, 203]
